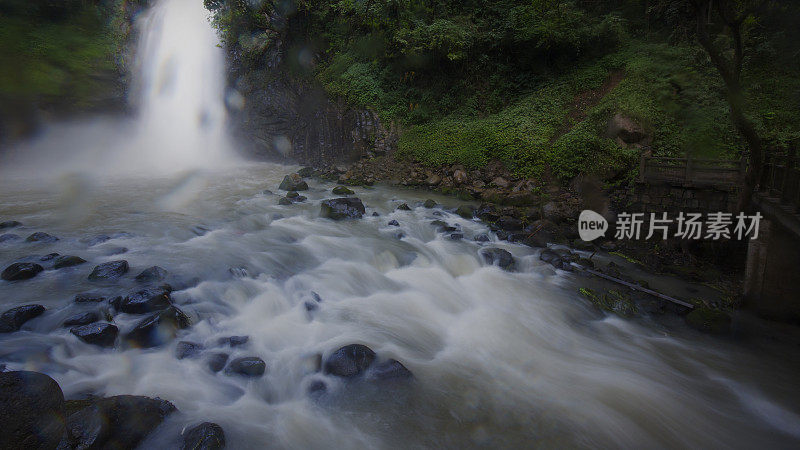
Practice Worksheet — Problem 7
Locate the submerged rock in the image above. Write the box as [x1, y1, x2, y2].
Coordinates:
[63, 311, 100, 327]
[218, 335, 249, 347]
[181, 422, 226, 450]
[279, 174, 309, 191]
[0, 371, 65, 450]
[0, 220, 22, 229]
[320, 198, 366, 220]
[71, 323, 118, 347]
[87, 260, 129, 281]
[0, 233, 21, 243]
[63, 395, 176, 450]
[367, 359, 414, 380]
[323, 344, 376, 377]
[225, 357, 266, 377]
[479, 248, 515, 271]
[82, 234, 111, 246]
[135, 266, 168, 282]
[0, 304, 45, 332]
[117, 287, 171, 314]
[125, 306, 190, 348]
[423, 199, 437, 208]
[207, 353, 229, 373]
[74, 292, 106, 303]
[685, 307, 732, 334]
[175, 341, 204, 360]
[25, 232, 58, 243]
[53, 255, 87, 269]
[1, 262, 44, 281]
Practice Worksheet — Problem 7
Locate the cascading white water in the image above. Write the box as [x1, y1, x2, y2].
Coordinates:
[132, 0, 232, 169]
[0, 0, 236, 177]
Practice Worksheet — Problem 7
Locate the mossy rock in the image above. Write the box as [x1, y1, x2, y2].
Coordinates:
[423, 199, 437, 208]
[685, 307, 731, 334]
[332, 186, 354, 195]
[579, 288, 638, 318]
[455, 205, 474, 219]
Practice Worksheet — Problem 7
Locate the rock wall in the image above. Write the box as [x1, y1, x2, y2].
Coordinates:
[624, 182, 738, 215]
[226, 48, 397, 166]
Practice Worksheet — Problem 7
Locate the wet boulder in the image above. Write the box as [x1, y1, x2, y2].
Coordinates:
[125, 306, 190, 348]
[63, 311, 100, 327]
[175, 341, 204, 360]
[135, 266, 168, 282]
[218, 335, 249, 347]
[63, 395, 176, 450]
[0, 220, 22, 229]
[87, 260, 129, 281]
[0, 304, 45, 332]
[367, 359, 414, 380]
[70, 323, 119, 347]
[1, 262, 44, 281]
[685, 307, 732, 334]
[181, 422, 226, 450]
[225, 356, 266, 377]
[323, 344, 376, 377]
[0, 371, 65, 450]
[479, 248, 515, 271]
[117, 287, 171, 314]
[53, 255, 87, 269]
[388, 220, 399, 226]
[297, 166, 315, 178]
[320, 198, 365, 220]
[0, 233, 21, 243]
[455, 204, 475, 219]
[279, 174, 309, 191]
[25, 232, 58, 243]
[396, 203, 411, 211]
[423, 199, 437, 208]
[332, 186, 354, 195]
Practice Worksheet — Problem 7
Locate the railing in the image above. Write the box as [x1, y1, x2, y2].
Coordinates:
[759, 148, 800, 213]
[639, 155, 745, 188]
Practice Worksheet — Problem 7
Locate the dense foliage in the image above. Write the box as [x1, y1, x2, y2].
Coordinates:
[210, 0, 800, 182]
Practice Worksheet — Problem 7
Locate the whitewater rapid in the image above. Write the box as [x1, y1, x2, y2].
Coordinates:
[1, 165, 799, 449]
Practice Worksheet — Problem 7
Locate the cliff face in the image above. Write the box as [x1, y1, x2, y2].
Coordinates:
[225, 40, 397, 167]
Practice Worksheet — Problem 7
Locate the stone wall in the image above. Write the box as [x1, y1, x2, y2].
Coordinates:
[624, 182, 738, 215]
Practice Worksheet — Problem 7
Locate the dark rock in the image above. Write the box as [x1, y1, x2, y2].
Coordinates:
[217, 335, 249, 347]
[455, 204, 475, 219]
[307, 379, 327, 395]
[0, 233, 20, 243]
[25, 232, 58, 243]
[229, 266, 249, 278]
[191, 225, 211, 236]
[135, 266, 168, 282]
[279, 174, 309, 191]
[63, 312, 100, 327]
[176, 341, 204, 360]
[87, 260, 129, 281]
[263, 189, 274, 195]
[0, 304, 45, 332]
[53, 255, 87, 269]
[323, 344, 376, 377]
[297, 167, 315, 178]
[225, 357, 266, 377]
[367, 359, 414, 380]
[388, 220, 399, 226]
[371, 212, 380, 217]
[474, 233, 490, 242]
[74, 292, 106, 303]
[83, 235, 111, 246]
[539, 249, 560, 264]
[40, 253, 59, 261]
[480, 248, 515, 271]
[320, 198, 365, 220]
[430, 220, 457, 233]
[449, 233, 464, 240]
[0, 371, 65, 450]
[476, 204, 499, 222]
[304, 301, 318, 311]
[63, 395, 176, 450]
[423, 199, 437, 208]
[71, 323, 118, 347]
[396, 203, 411, 211]
[125, 306, 190, 348]
[1, 262, 44, 281]
[278, 197, 293, 205]
[332, 186, 354, 195]
[0, 220, 22, 229]
[207, 353, 229, 372]
[497, 215, 523, 231]
[181, 422, 226, 450]
[685, 307, 732, 334]
[104, 246, 129, 256]
[286, 191, 300, 198]
[118, 288, 171, 314]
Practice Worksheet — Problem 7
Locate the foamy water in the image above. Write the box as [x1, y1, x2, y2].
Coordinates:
[1, 165, 799, 448]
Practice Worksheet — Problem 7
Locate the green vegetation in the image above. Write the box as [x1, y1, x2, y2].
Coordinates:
[0, 1, 128, 110]
[209, 0, 800, 183]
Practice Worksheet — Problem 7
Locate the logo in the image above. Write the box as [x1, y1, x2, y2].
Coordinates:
[578, 210, 608, 241]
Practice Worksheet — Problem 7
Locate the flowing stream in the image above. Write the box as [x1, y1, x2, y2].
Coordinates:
[1, 0, 800, 448]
